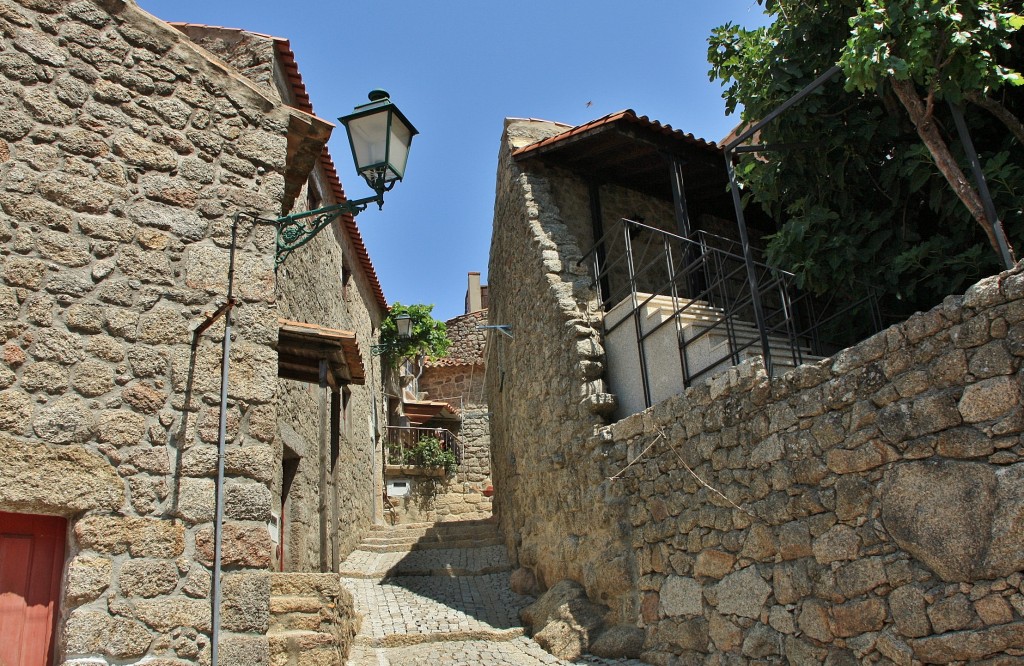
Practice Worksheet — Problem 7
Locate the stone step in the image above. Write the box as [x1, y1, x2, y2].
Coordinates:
[340, 545, 512, 579]
[366, 522, 498, 540]
[360, 527, 499, 543]
[356, 535, 504, 553]
[360, 524, 499, 540]
[352, 626, 525, 649]
[356, 520, 501, 551]
[346, 561, 512, 579]
[269, 600, 327, 633]
[368, 517, 496, 531]
[269, 630, 341, 666]
[270, 571, 343, 597]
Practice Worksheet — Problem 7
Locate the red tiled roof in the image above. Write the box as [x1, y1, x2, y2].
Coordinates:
[403, 399, 461, 425]
[512, 109, 720, 159]
[169, 23, 388, 312]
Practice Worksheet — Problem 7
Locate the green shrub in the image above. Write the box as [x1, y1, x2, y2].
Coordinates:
[406, 435, 457, 475]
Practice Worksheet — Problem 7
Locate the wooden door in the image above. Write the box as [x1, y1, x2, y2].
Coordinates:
[0, 512, 66, 666]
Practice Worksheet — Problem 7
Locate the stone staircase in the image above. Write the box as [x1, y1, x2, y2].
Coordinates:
[268, 572, 357, 666]
[351, 518, 503, 552]
[339, 518, 510, 580]
[340, 518, 539, 664]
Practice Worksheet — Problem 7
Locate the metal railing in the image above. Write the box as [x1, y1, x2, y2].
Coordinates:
[581, 218, 882, 409]
[384, 425, 464, 467]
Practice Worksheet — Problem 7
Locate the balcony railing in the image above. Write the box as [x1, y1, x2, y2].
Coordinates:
[581, 218, 883, 413]
[384, 425, 463, 467]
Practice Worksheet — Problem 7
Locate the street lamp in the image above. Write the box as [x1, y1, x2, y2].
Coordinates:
[394, 313, 413, 339]
[275, 89, 418, 267]
[209, 91, 415, 666]
[371, 312, 414, 356]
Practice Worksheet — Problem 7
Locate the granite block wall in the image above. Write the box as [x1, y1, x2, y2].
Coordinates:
[0, 2, 331, 663]
[181, 23, 386, 571]
[606, 265, 1024, 663]
[490, 116, 1024, 663]
[487, 118, 633, 620]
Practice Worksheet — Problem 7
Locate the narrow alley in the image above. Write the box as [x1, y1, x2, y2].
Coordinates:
[338, 520, 647, 665]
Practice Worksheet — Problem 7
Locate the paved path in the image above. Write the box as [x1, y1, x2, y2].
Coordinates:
[340, 521, 646, 665]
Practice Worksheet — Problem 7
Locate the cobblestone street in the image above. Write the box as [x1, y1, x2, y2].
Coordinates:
[341, 521, 647, 665]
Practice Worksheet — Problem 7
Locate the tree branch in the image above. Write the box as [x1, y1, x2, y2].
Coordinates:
[965, 91, 1024, 145]
[889, 77, 1013, 262]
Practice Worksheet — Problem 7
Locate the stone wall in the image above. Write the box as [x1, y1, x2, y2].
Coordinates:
[604, 267, 1024, 663]
[188, 24, 386, 577]
[490, 116, 1024, 663]
[268, 572, 357, 665]
[0, 2, 331, 663]
[387, 310, 492, 524]
[434, 308, 488, 365]
[487, 118, 632, 620]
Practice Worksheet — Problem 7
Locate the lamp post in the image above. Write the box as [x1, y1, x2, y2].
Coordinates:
[275, 89, 418, 267]
[208, 91, 415, 666]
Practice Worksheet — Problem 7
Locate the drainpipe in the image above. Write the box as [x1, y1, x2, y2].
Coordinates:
[211, 213, 239, 666]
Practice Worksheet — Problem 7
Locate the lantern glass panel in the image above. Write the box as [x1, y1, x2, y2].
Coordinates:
[346, 111, 389, 174]
[387, 115, 413, 181]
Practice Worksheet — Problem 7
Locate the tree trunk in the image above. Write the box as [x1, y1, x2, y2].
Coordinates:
[889, 77, 1015, 263]
[966, 91, 1024, 146]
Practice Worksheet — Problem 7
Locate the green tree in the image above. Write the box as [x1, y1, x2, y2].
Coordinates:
[709, 0, 1024, 319]
[842, 0, 1022, 258]
[378, 303, 451, 368]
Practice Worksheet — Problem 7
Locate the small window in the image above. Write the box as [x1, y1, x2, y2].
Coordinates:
[342, 264, 353, 302]
[306, 177, 321, 211]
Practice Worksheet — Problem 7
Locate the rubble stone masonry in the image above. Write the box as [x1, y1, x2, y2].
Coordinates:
[392, 309, 492, 523]
[488, 118, 633, 620]
[0, 1, 332, 663]
[609, 265, 1024, 663]
[490, 118, 1024, 663]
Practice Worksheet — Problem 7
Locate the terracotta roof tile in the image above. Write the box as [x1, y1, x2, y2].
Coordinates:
[512, 109, 720, 159]
[403, 398, 461, 425]
[277, 318, 365, 385]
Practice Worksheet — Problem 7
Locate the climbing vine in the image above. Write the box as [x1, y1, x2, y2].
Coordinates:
[378, 303, 451, 368]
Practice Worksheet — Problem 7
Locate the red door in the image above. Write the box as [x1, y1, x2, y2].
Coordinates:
[0, 512, 66, 666]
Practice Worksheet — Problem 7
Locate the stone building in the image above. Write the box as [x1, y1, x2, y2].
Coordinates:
[0, 2, 388, 663]
[489, 113, 1024, 662]
[383, 272, 493, 523]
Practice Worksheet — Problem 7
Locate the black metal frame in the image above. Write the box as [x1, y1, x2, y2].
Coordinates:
[384, 425, 464, 467]
[582, 218, 882, 409]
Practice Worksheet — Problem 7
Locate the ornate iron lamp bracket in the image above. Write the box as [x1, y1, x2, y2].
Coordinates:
[275, 193, 383, 267]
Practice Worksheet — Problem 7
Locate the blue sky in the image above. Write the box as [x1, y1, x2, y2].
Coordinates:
[137, 1, 769, 321]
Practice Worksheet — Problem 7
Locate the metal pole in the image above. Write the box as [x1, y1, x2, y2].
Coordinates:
[211, 214, 240, 666]
[725, 152, 773, 375]
[624, 221, 652, 409]
[948, 102, 1015, 270]
[724, 65, 842, 153]
[588, 181, 611, 306]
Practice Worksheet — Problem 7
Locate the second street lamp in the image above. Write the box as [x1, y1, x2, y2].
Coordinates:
[275, 89, 418, 267]
[371, 312, 413, 356]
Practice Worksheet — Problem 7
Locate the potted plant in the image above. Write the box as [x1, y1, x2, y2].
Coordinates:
[406, 435, 457, 476]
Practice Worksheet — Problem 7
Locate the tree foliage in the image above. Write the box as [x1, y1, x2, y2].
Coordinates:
[708, 0, 1024, 320]
[379, 303, 451, 368]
